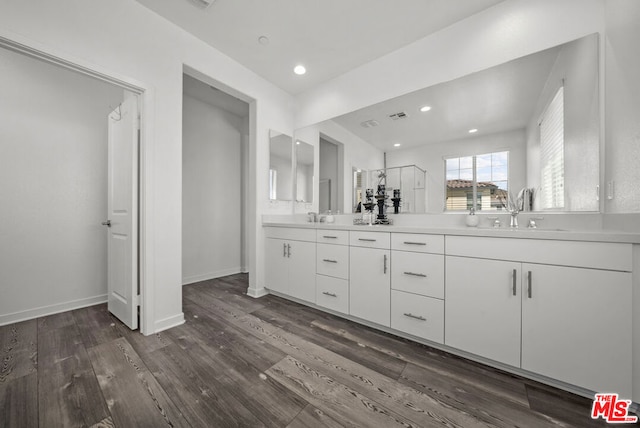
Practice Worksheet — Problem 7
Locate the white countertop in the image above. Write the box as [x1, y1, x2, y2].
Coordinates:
[262, 221, 640, 244]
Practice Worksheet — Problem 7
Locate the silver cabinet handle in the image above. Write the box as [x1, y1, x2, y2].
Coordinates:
[323, 235, 338, 239]
[403, 241, 426, 246]
[322, 291, 337, 297]
[287, 244, 291, 258]
[359, 238, 376, 242]
[404, 313, 426, 321]
[322, 259, 338, 263]
[383, 254, 388, 274]
[403, 272, 426, 278]
[527, 271, 532, 298]
[101, 220, 111, 227]
[283, 243, 287, 257]
[512, 269, 517, 296]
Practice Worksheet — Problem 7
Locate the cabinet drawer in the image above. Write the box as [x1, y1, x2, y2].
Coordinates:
[317, 243, 349, 279]
[350, 230, 390, 249]
[317, 229, 349, 245]
[316, 275, 349, 314]
[391, 233, 444, 254]
[391, 290, 444, 343]
[264, 227, 316, 242]
[392, 252, 444, 298]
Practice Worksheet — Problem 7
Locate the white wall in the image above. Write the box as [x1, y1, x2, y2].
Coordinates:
[0, 0, 295, 331]
[182, 94, 243, 284]
[386, 129, 526, 213]
[0, 47, 124, 324]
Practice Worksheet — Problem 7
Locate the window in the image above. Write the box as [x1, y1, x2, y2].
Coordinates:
[539, 86, 564, 210]
[445, 151, 508, 211]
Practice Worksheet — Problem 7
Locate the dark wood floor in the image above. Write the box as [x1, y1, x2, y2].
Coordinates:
[1, 273, 630, 427]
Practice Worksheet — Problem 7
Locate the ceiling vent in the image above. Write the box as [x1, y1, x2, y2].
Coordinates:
[388, 111, 409, 120]
[360, 119, 380, 128]
[190, 0, 216, 9]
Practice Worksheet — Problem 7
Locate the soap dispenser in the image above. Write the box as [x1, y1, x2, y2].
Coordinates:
[465, 207, 479, 227]
[325, 210, 335, 224]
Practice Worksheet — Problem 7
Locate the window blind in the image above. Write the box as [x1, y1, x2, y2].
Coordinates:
[540, 86, 564, 209]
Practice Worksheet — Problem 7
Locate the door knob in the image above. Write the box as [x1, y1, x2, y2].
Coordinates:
[102, 220, 112, 227]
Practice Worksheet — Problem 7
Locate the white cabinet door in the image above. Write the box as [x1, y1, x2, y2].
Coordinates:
[445, 256, 522, 367]
[265, 238, 289, 295]
[521, 264, 632, 396]
[288, 240, 316, 303]
[349, 246, 390, 327]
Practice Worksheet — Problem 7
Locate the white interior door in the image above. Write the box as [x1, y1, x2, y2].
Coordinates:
[105, 95, 139, 329]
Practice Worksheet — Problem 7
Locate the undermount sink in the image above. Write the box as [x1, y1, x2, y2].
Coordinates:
[476, 227, 567, 232]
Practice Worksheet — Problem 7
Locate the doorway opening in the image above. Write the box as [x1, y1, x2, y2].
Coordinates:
[0, 38, 144, 330]
[181, 73, 250, 285]
[319, 135, 344, 214]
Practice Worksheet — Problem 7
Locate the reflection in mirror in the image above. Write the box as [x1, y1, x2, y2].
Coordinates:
[269, 130, 293, 201]
[352, 168, 367, 213]
[295, 140, 314, 203]
[331, 33, 599, 213]
[370, 165, 426, 213]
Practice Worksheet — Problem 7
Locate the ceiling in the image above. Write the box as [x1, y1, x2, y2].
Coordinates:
[331, 43, 562, 151]
[135, 0, 506, 95]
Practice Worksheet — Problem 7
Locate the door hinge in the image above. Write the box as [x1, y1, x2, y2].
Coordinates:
[133, 294, 141, 307]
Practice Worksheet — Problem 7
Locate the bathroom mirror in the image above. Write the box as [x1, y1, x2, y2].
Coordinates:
[295, 139, 314, 203]
[269, 130, 293, 201]
[303, 33, 600, 213]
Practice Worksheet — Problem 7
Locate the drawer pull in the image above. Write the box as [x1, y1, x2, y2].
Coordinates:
[512, 269, 517, 296]
[323, 235, 338, 239]
[384, 254, 388, 274]
[322, 292, 337, 297]
[404, 313, 427, 321]
[322, 259, 338, 263]
[358, 238, 377, 242]
[527, 271, 532, 298]
[403, 272, 427, 278]
[403, 241, 426, 246]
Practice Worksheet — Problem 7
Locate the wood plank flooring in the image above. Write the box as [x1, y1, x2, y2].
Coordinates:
[0, 273, 631, 427]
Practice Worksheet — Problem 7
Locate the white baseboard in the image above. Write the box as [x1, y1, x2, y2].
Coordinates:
[0, 294, 108, 326]
[153, 312, 185, 334]
[246, 287, 269, 298]
[182, 267, 243, 285]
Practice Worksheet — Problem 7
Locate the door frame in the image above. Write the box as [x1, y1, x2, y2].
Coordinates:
[0, 34, 154, 335]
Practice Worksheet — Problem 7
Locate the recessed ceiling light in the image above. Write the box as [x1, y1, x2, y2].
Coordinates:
[394, 143, 401, 147]
[419, 105, 432, 112]
[296, 141, 300, 145]
[468, 128, 478, 133]
[258, 36, 270, 46]
[294, 65, 306, 75]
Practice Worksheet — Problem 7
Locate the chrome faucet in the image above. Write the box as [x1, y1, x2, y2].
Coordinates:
[509, 210, 519, 228]
[307, 212, 318, 223]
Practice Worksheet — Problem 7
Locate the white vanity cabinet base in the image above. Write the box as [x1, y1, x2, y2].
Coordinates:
[316, 275, 349, 314]
[391, 290, 444, 343]
[521, 264, 632, 397]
